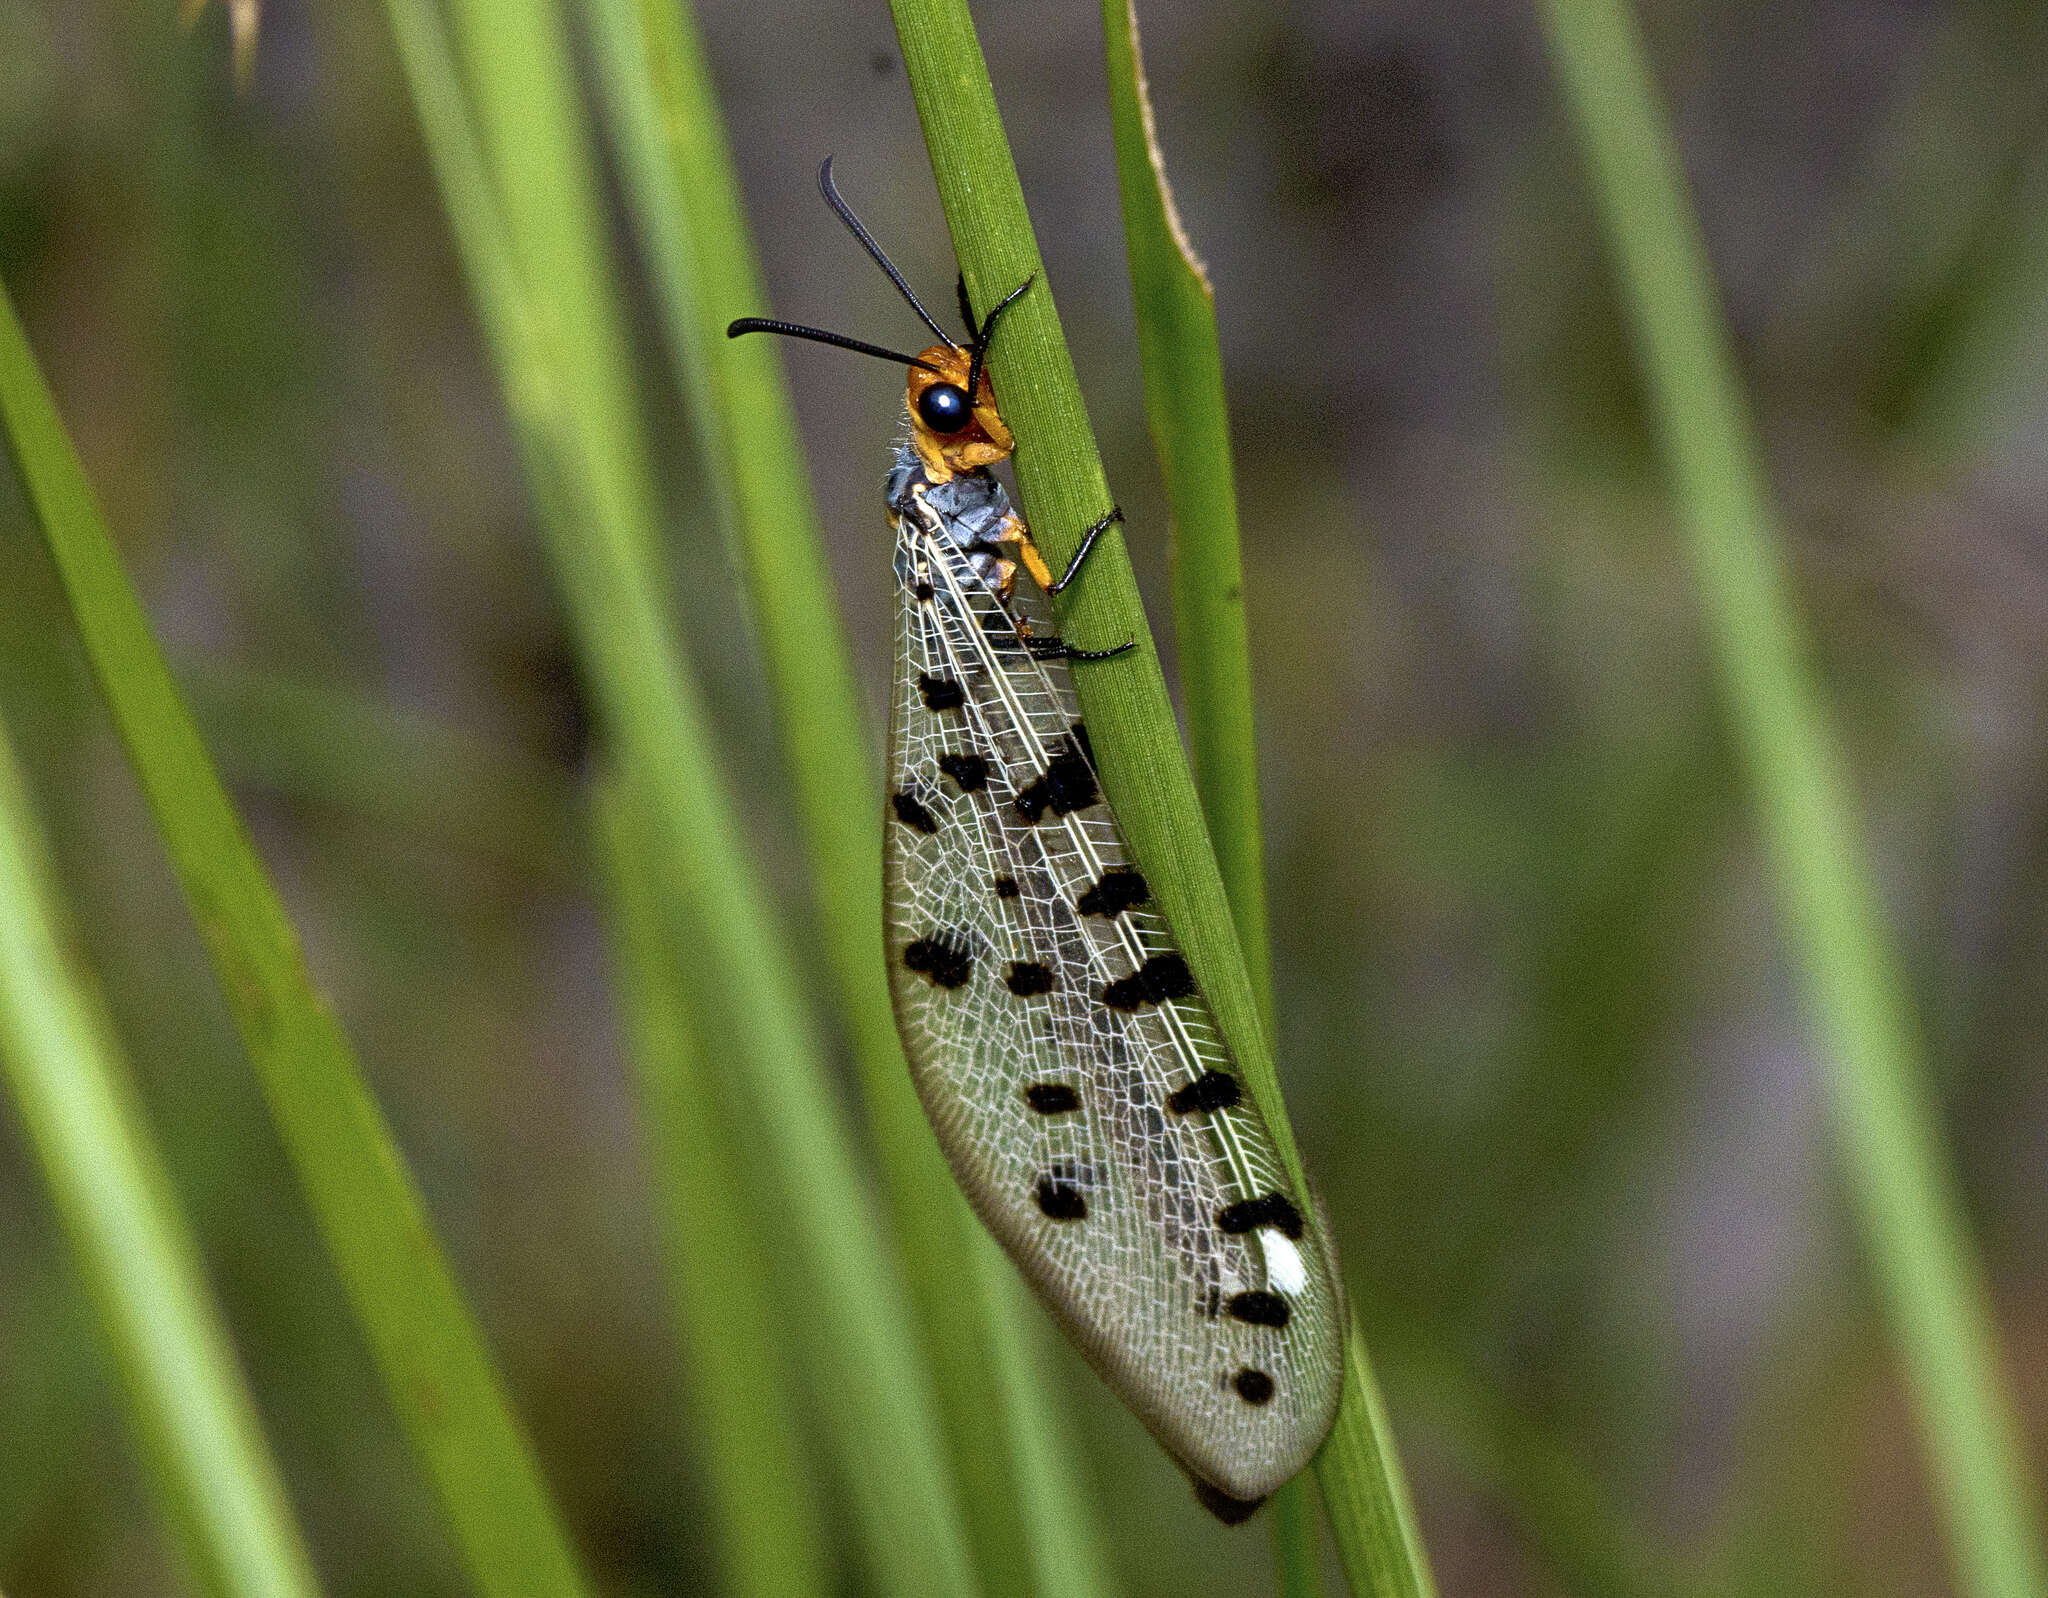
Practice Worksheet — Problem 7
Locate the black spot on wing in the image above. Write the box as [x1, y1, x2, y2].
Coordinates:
[1226, 1290, 1290, 1328]
[1233, 1368, 1276, 1405]
[1005, 961, 1054, 997]
[1024, 1082, 1080, 1114]
[1145, 953, 1196, 999]
[891, 791, 939, 834]
[1075, 867, 1149, 917]
[913, 579, 935, 601]
[1193, 1480, 1266, 1525]
[1216, 1193, 1305, 1240]
[938, 751, 989, 792]
[993, 875, 1021, 899]
[903, 934, 973, 989]
[1101, 953, 1196, 1011]
[1034, 1171, 1087, 1220]
[1167, 1071, 1242, 1114]
[1013, 737, 1098, 822]
[1070, 721, 1095, 767]
[918, 672, 966, 711]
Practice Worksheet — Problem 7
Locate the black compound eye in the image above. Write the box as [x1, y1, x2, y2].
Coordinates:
[918, 382, 972, 434]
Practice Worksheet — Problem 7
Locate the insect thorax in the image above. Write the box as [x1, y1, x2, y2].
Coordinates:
[887, 440, 1016, 591]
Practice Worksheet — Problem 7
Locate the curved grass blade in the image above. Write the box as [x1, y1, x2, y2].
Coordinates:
[0, 282, 592, 1598]
[177, 662, 584, 889]
[579, 6, 1115, 1591]
[592, 776, 830, 1598]
[886, 4, 1433, 1590]
[0, 716, 324, 1598]
[378, 2, 980, 1589]
[1099, 2, 1330, 1587]
[1536, 3, 2048, 1595]
[1099, 0, 1272, 1027]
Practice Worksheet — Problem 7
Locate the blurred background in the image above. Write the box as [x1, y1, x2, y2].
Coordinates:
[3, 0, 2046, 1593]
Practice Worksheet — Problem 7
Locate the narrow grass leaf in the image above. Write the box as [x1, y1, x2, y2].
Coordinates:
[1313, 1324, 1439, 1598]
[379, 2, 980, 1589]
[591, 777, 830, 1598]
[0, 717, 324, 1598]
[0, 279, 595, 1598]
[580, 4, 1114, 1590]
[1099, 4, 1342, 1589]
[444, 0, 670, 588]
[1536, 4, 2048, 1596]
[1099, 0, 1273, 1027]
[177, 662, 584, 888]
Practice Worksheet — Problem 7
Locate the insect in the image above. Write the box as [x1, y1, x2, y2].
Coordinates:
[730, 161, 1343, 1518]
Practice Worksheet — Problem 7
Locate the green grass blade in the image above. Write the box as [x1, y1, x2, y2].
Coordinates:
[580, 4, 1117, 1591]
[1398, 1347, 1694, 1598]
[1535, 4, 2048, 1596]
[590, 776, 830, 1598]
[968, 1241, 1123, 1598]
[1099, 0, 1273, 1029]
[0, 718, 324, 1598]
[1314, 1323, 1440, 1598]
[444, 0, 668, 588]
[0, 282, 595, 1598]
[576, 0, 903, 1165]
[379, 3, 980, 1589]
[887, 5, 1436, 1593]
[177, 662, 584, 888]
[1099, 6, 1333, 1590]
[1268, 1473, 1326, 1598]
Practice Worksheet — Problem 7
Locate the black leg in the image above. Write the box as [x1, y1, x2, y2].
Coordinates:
[1047, 506, 1124, 595]
[1064, 638, 1135, 663]
[965, 275, 1033, 400]
[1024, 633, 1134, 664]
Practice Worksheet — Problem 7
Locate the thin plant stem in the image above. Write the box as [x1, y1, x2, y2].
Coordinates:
[0, 269, 597, 1598]
[579, 3, 1114, 1588]
[1098, 2, 1333, 1591]
[379, 0, 981, 1589]
[1537, 4, 2048, 1595]
[0, 716, 324, 1598]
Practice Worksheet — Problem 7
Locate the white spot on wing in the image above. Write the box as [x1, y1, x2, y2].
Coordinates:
[1260, 1230, 1307, 1295]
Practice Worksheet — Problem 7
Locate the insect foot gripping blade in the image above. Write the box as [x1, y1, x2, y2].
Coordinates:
[728, 160, 1345, 1511]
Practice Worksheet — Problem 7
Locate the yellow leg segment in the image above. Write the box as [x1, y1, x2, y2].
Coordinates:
[1010, 523, 1056, 593]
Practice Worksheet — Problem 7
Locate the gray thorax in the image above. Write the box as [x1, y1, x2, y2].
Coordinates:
[887, 440, 1017, 597]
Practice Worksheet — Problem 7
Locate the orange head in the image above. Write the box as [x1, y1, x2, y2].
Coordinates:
[906, 343, 1014, 478]
[725, 164, 1036, 480]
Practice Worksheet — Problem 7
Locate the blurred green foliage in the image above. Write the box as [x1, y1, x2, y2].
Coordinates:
[2, 1, 2046, 1595]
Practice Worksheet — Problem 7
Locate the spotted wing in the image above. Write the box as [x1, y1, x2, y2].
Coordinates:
[882, 496, 1343, 1502]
